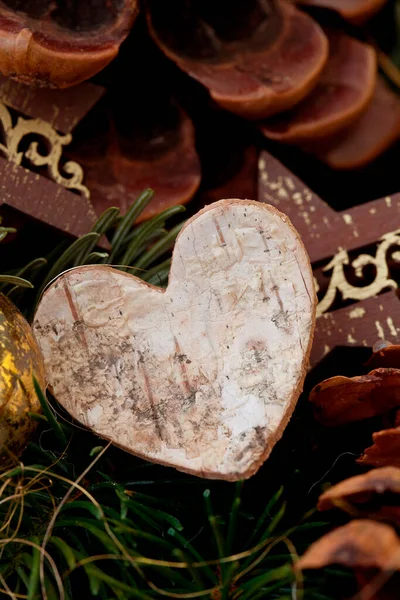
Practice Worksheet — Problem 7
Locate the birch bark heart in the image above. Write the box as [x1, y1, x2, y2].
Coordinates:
[33, 199, 316, 480]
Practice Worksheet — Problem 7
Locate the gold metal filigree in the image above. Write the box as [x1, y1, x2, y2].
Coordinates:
[317, 230, 400, 317]
[0, 100, 89, 198]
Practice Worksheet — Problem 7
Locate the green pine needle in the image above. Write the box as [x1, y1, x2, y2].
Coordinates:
[0, 190, 349, 599]
[0, 275, 34, 288]
[33, 376, 68, 448]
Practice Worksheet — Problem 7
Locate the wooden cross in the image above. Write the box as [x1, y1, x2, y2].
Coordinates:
[0, 78, 104, 239]
[258, 151, 400, 366]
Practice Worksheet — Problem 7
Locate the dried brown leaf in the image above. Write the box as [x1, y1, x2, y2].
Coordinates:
[310, 368, 400, 426]
[297, 519, 400, 571]
[359, 428, 400, 469]
[318, 467, 400, 524]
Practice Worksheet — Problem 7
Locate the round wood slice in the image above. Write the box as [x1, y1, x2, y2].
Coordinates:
[261, 33, 376, 144]
[0, 0, 138, 88]
[147, 1, 328, 120]
[297, 0, 387, 25]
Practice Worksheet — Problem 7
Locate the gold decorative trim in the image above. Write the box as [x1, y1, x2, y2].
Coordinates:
[316, 230, 400, 317]
[0, 100, 89, 198]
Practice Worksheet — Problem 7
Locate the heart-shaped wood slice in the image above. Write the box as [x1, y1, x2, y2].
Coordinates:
[33, 199, 316, 480]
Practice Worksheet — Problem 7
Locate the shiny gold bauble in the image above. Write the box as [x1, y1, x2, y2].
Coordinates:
[0, 294, 45, 463]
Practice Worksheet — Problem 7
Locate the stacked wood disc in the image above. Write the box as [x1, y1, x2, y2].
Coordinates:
[0, 0, 139, 88]
[148, 0, 397, 170]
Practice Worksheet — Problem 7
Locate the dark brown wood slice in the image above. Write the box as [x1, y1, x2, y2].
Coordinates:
[261, 33, 376, 144]
[69, 102, 201, 222]
[313, 77, 400, 170]
[297, 0, 387, 24]
[147, 0, 328, 119]
[0, 0, 138, 87]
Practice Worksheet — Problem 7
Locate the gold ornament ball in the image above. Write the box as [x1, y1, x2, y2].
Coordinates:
[0, 294, 45, 463]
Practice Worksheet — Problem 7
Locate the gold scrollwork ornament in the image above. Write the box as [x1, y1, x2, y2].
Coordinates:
[317, 230, 400, 317]
[0, 100, 89, 198]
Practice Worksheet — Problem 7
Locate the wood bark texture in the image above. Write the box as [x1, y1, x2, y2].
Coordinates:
[34, 199, 316, 480]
